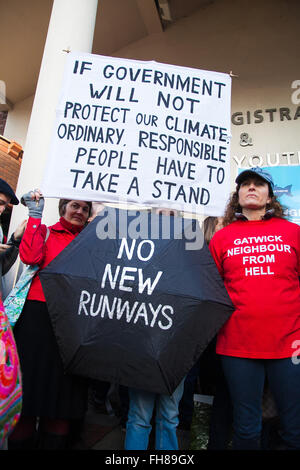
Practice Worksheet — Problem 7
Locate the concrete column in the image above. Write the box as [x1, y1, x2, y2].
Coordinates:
[10, 0, 98, 229]
[4, 0, 98, 295]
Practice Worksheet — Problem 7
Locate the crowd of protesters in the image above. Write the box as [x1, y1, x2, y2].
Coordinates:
[1, 164, 300, 450]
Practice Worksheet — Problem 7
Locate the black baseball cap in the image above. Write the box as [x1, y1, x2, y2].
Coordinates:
[235, 167, 274, 195]
[0, 178, 19, 205]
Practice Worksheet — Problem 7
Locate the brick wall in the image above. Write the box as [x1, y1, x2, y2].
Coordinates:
[0, 111, 8, 135]
[0, 150, 21, 191]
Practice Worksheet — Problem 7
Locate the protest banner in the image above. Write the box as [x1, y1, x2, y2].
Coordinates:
[42, 52, 232, 216]
[259, 165, 300, 225]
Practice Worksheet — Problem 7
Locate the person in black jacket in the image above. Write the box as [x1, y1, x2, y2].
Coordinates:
[0, 178, 26, 295]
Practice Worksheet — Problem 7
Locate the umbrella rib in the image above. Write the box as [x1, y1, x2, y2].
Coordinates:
[146, 329, 173, 395]
[156, 360, 173, 396]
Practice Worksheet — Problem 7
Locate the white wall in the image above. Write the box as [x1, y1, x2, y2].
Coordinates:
[4, 95, 34, 147]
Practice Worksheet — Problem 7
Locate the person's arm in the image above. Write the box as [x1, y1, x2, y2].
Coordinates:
[1, 240, 18, 275]
[208, 234, 224, 278]
[0, 220, 27, 275]
[19, 189, 47, 266]
[19, 218, 48, 266]
[297, 226, 300, 284]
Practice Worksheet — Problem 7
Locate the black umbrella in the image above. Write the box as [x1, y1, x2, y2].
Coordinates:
[39, 207, 233, 395]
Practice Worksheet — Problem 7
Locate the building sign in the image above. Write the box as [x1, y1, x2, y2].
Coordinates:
[41, 52, 232, 216]
[266, 165, 300, 225]
[233, 151, 300, 169]
[231, 81, 300, 172]
[232, 83, 300, 125]
[238, 165, 300, 225]
[232, 106, 300, 125]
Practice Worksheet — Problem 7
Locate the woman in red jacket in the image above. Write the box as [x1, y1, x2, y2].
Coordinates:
[8, 190, 92, 449]
[209, 167, 300, 450]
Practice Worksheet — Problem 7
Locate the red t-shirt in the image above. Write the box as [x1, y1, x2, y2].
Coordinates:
[19, 217, 83, 302]
[209, 217, 300, 359]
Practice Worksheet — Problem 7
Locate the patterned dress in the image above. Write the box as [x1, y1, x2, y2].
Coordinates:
[0, 297, 22, 448]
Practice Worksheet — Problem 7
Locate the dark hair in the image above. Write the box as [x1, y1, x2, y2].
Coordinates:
[202, 216, 221, 245]
[58, 199, 92, 218]
[222, 185, 286, 227]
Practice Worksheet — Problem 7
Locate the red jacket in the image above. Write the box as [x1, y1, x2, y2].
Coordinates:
[209, 216, 300, 359]
[19, 216, 84, 302]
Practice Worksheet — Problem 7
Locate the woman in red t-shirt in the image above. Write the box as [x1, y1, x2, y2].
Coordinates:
[9, 190, 92, 450]
[209, 167, 300, 450]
